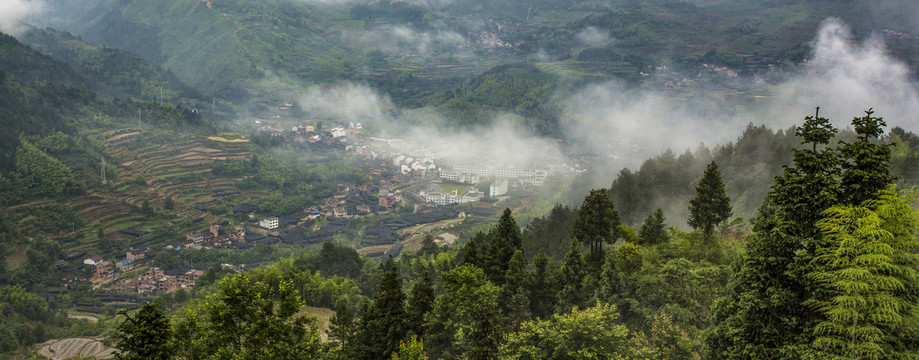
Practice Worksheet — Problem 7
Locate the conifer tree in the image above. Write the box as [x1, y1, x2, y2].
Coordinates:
[638, 208, 669, 245]
[392, 336, 427, 360]
[596, 248, 623, 304]
[528, 251, 556, 319]
[688, 161, 731, 241]
[419, 234, 439, 255]
[500, 250, 531, 330]
[328, 302, 355, 352]
[808, 189, 919, 359]
[406, 271, 435, 338]
[705, 108, 903, 359]
[556, 239, 587, 312]
[572, 189, 620, 266]
[355, 260, 407, 360]
[840, 108, 893, 205]
[485, 208, 522, 285]
[425, 265, 500, 360]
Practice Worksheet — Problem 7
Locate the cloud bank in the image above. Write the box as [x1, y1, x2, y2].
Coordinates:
[562, 18, 919, 171]
[0, 0, 45, 36]
[340, 25, 467, 58]
[768, 18, 919, 129]
[291, 18, 918, 179]
[575, 26, 611, 48]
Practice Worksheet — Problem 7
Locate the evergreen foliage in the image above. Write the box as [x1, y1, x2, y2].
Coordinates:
[528, 250, 558, 320]
[638, 208, 669, 245]
[808, 189, 919, 359]
[116, 303, 175, 360]
[706, 108, 906, 358]
[556, 239, 588, 312]
[425, 265, 500, 360]
[484, 208, 523, 285]
[500, 250, 532, 331]
[353, 261, 407, 360]
[839, 109, 894, 205]
[406, 271, 436, 338]
[688, 161, 732, 241]
[328, 303, 355, 352]
[573, 189, 620, 265]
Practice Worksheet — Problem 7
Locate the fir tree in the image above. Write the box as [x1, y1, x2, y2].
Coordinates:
[528, 250, 556, 319]
[485, 208, 523, 285]
[406, 271, 436, 338]
[840, 109, 893, 205]
[328, 302, 356, 353]
[572, 189, 620, 267]
[500, 250, 531, 331]
[355, 260, 408, 360]
[688, 161, 732, 241]
[638, 208, 669, 245]
[556, 239, 587, 312]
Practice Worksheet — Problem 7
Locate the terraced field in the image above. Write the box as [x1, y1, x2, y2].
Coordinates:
[37, 338, 115, 360]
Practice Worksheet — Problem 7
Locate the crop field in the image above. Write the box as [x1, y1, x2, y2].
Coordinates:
[37, 338, 115, 360]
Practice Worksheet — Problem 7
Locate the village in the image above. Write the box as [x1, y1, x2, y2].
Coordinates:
[52, 111, 584, 298]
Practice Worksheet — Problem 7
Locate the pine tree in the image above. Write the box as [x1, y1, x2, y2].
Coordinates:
[572, 189, 620, 266]
[840, 108, 893, 205]
[328, 302, 355, 352]
[355, 260, 408, 360]
[116, 302, 175, 360]
[556, 239, 587, 312]
[528, 251, 556, 319]
[406, 271, 435, 338]
[596, 248, 622, 304]
[500, 250, 531, 331]
[638, 208, 669, 245]
[485, 208, 522, 285]
[688, 161, 731, 241]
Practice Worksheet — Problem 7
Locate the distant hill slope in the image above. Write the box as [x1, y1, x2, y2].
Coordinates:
[43, 0, 253, 96]
[0, 32, 209, 171]
[35, 0, 919, 104]
[19, 28, 203, 104]
[0, 32, 89, 89]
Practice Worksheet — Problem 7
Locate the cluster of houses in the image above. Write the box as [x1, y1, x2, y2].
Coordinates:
[84, 250, 150, 282]
[393, 155, 437, 175]
[111, 267, 205, 295]
[183, 222, 247, 249]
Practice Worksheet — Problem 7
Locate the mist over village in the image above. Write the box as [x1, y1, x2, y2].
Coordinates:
[1, 0, 919, 359]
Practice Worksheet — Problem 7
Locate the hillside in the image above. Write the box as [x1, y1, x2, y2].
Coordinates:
[35, 0, 919, 105]
[19, 28, 203, 104]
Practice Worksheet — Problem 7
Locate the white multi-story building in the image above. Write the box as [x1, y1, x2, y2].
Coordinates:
[260, 217, 279, 230]
[439, 166, 547, 186]
[490, 178, 508, 197]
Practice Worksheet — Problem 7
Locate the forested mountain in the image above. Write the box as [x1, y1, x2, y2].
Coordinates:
[0, 32, 208, 181]
[19, 28, 203, 104]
